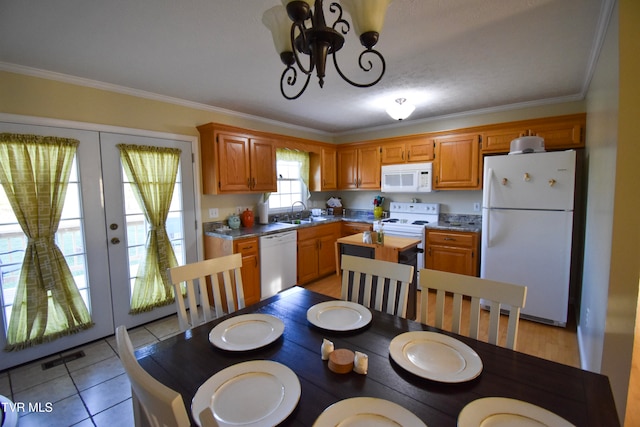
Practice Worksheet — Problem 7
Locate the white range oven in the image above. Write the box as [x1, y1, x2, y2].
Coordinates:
[373, 202, 440, 287]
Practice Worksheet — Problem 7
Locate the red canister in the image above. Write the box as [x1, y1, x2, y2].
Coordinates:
[240, 209, 254, 227]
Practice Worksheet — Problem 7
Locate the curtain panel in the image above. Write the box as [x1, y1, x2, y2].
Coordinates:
[0, 133, 93, 351]
[117, 144, 181, 314]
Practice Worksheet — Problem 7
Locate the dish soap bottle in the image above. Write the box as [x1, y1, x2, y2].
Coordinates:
[377, 221, 384, 245]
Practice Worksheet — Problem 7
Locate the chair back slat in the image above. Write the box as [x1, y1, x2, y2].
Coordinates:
[167, 253, 245, 331]
[340, 255, 414, 318]
[420, 269, 527, 350]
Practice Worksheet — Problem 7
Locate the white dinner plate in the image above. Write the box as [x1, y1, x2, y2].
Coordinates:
[313, 397, 427, 427]
[306, 301, 372, 331]
[208, 314, 284, 351]
[191, 360, 301, 427]
[389, 331, 483, 383]
[458, 397, 575, 426]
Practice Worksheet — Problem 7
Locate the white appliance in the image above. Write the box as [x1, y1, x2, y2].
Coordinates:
[481, 150, 576, 326]
[381, 162, 433, 193]
[374, 202, 440, 288]
[260, 230, 297, 299]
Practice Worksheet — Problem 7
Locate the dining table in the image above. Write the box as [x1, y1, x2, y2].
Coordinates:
[136, 286, 619, 426]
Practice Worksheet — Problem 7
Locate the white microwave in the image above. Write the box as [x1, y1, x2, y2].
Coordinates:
[381, 162, 433, 193]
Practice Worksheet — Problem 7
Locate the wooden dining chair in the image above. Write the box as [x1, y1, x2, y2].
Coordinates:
[419, 269, 527, 350]
[167, 253, 245, 331]
[116, 325, 191, 427]
[340, 254, 414, 318]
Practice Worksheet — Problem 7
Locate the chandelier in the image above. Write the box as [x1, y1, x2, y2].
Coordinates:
[262, 0, 392, 100]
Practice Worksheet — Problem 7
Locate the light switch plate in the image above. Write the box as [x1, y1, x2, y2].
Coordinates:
[209, 208, 219, 218]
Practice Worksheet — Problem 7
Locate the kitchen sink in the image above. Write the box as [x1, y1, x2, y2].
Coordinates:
[277, 217, 327, 225]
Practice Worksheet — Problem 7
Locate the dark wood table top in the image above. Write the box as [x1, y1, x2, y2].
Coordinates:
[137, 286, 619, 426]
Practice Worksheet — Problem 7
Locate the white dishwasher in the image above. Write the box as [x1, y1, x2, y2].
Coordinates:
[260, 230, 297, 299]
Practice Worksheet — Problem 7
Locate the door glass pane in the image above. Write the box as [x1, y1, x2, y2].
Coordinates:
[0, 154, 92, 333]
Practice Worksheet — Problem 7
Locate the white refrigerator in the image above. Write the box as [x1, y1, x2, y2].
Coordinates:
[481, 150, 576, 326]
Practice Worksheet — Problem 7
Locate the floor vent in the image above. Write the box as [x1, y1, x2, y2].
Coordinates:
[42, 351, 85, 370]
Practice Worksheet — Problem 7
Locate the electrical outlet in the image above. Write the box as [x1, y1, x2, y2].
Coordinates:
[236, 206, 242, 215]
[473, 202, 480, 212]
[208, 208, 219, 218]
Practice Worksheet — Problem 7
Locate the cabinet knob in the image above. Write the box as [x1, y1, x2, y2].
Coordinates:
[548, 179, 556, 187]
[501, 178, 508, 185]
[111, 237, 120, 245]
[523, 173, 531, 182]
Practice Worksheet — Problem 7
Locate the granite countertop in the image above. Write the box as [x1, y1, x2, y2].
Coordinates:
[426, 214, 482, 233]
[426, 221, 482, 233]
[204, 215, 375, 240]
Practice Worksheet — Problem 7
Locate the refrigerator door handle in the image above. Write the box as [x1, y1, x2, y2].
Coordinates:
[483, 167, 493, 248]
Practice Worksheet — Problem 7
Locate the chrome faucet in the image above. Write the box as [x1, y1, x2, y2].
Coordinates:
[291, 200, 307, 219]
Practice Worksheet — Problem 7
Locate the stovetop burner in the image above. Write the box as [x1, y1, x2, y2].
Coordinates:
[382, 218, 398, 223]
[412, 220, 430, 225]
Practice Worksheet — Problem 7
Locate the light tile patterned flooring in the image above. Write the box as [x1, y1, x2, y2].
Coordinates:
[0, 315, 182, 427]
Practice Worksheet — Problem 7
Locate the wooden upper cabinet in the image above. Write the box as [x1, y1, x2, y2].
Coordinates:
[481, 114, 585, 153]
[310, 148, 337, 191]
[381, 136, 434, 164]
[338, 146, 381, 190]
[197, 123, 277, 194]
[357, 146, 381, 189]
[337, 148, 358, 189]
[249, 137, 277, 192]
[217, 132, 252, 192]
[433, 133, 481, 190]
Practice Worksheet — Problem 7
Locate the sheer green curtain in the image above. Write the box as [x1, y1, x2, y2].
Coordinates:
[118, 144, 181, 314]
[0, 133, 93, 351]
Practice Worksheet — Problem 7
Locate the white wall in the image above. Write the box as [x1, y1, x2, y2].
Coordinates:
[579, 0, 618, 373]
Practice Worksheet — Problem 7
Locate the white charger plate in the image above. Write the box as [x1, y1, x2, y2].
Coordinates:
[192, 360, 300, 427]
[313, 397, 427, 427]
[389, 331, 483, 383]
[306, 301, 372, 331]
[458, 397, 575, 426]
[209, 314, 284, 351]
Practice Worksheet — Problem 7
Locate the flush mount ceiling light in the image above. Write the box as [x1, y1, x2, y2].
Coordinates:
[386, 98, 415, 120]
[262, 0, 392, 100]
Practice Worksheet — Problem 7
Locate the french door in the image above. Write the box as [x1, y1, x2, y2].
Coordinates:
[0, 120, 198, 370]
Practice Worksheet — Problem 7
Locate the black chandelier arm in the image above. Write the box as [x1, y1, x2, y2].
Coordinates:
[332, 48, 386, 88]
[328, 2, 349, 35]
[290, 22, 314, 76]
[280, 64, 312, 100]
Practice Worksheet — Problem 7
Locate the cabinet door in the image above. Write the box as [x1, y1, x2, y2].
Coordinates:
[321, 148, 337, 190]
[235, 238, 260, 306]
[531, 122, 583, 149]
[317, 234, 336, 276]
[381, 142, 406, 164]
[406, 138, 434, 162]
[217, 132, 251, 192]
[297, 238, 319, 284]
[434, 133, 480, 190]
[249, 138, 277, 192]
[481, 128, 523, 153]
[426, 245, 475, 276]
[357, 146, 381, 189]
[337, 148, 358, 189]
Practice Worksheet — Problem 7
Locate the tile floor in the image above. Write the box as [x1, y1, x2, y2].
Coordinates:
[0, 315, 183, 427]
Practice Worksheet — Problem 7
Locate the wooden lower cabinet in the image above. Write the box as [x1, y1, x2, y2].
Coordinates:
[297, 222, 341, 284]
[341, 221, 373, 237]
[425, 230, 479, 277]
[204, 235, 261, 306]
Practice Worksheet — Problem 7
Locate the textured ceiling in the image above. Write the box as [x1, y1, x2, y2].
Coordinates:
[0, 0, 609, 135]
